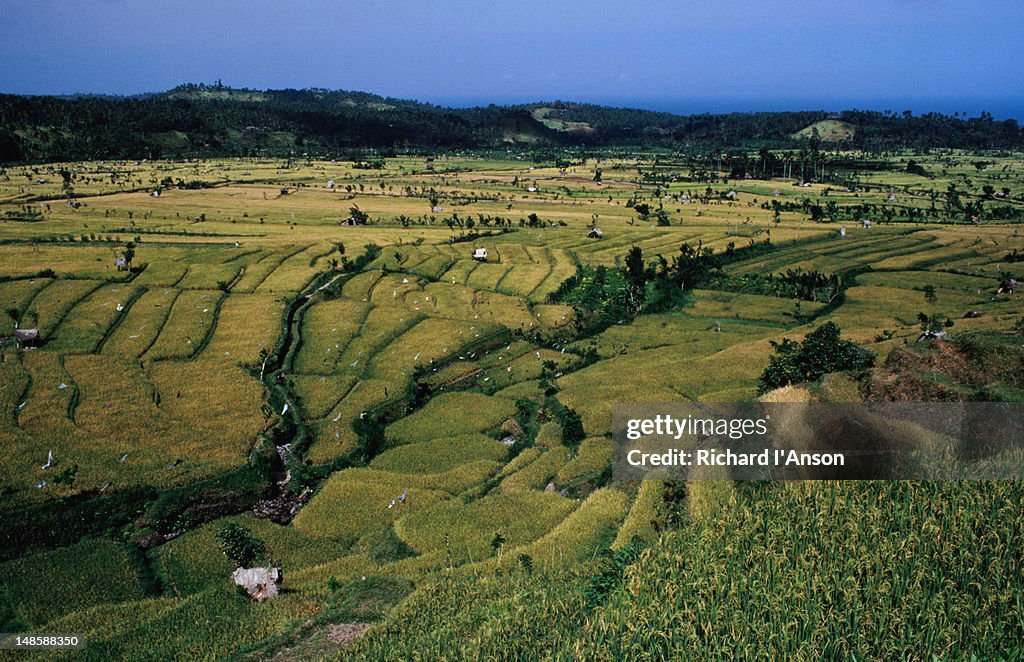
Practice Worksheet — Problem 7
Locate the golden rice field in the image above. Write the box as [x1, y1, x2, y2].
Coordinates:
[0, 151, 1022, 660]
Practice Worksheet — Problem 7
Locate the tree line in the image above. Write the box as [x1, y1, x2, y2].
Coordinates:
[1, 86, 1021, 163]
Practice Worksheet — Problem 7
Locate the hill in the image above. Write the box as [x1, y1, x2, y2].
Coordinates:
[0, 84, 1022, 162]
[792, 119, 856, 142]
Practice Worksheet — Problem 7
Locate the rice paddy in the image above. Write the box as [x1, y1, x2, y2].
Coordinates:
[1, 150, 1022, 660]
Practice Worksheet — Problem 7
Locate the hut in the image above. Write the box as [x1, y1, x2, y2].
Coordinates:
[13, 329, 40, 349]
[917, 329, 950, 343]
[587, 227, 604, 239]
[472, 248, 488, 261]
[231, 567, 282, 602]
[340, 212, 367, 226]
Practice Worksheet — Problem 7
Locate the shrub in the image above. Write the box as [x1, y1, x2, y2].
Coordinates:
[759, 322, 874, 393]
[215, 521, 266, 568]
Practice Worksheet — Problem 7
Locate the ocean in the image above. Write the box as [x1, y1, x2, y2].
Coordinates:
[430, 96, 1024, 122]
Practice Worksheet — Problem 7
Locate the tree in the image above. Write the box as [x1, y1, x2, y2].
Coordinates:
[346, 206, 369, 225]
[490, 532, 506, 561]
[917, 312, 946, 334]
[624, 245, 647, 312]
[122, 242, 136, 270]
[216, 521, 267, 568]
[59, 168, 74, 199]
[758, 321, 874, 393]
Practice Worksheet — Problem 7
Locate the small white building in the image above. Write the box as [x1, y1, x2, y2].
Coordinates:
[232, 567, 282, 602]
[587, 228, 604, 239]
[472, 248, 488, 261]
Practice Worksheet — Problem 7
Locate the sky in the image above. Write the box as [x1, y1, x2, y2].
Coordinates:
[1, 0, 1022, 117]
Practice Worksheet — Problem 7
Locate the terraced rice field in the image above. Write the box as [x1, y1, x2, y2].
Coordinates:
[1, 152, 1022, 660]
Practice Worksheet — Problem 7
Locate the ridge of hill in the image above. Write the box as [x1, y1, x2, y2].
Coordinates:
[0, 83, 1021, 162]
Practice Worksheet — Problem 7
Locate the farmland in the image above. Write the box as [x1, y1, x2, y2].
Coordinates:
[0, 148, 1022, 660]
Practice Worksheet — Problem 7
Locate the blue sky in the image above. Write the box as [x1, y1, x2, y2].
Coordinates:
[1, 0, 1022, 116]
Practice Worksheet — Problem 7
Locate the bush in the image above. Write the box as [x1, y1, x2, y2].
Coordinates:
[759, 322, 874, 393]
[215, 521, 266, 568]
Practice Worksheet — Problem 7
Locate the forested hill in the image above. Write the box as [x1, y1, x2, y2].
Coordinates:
[0, 83, 1021, 162]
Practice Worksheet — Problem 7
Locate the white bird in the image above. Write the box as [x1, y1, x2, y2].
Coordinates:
[282, 403, 289, 415]
[119, 453, 129, 463]
[42, 450, 53, 470]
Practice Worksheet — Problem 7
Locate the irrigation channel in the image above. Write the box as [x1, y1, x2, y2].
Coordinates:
[249, 267, 351, 523]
